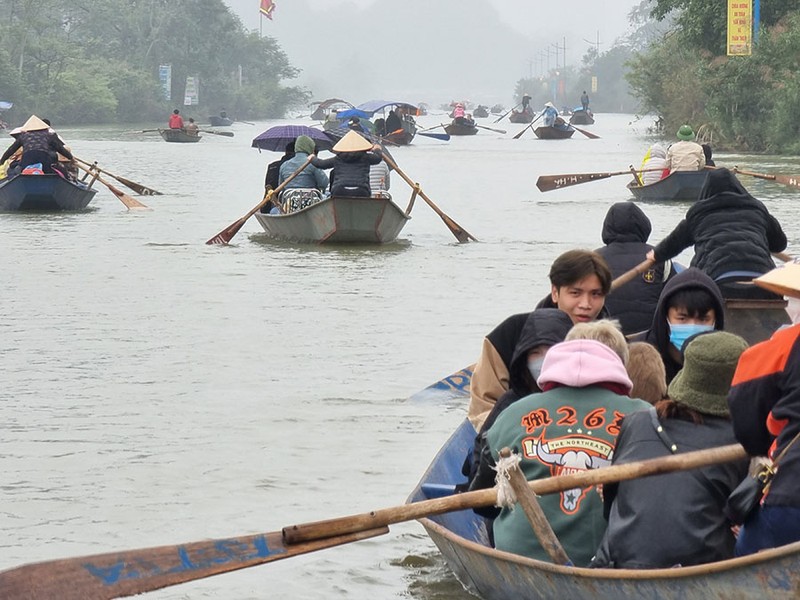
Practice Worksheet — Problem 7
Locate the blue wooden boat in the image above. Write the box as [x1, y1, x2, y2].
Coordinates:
[0, 173, 97, 211]
[627, 170, 709, 202]
[409, 414, 800, 599]
[253, 194, 410, 244]
[407, 300, 795, 599]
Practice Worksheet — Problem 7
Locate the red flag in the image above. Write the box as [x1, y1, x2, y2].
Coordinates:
[259, 0, 275, 20]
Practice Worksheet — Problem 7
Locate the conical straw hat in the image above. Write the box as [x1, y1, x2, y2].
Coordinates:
[332, 130, 372, 153]
[20, 115, 49, 132]
[754, 263, 800, 298]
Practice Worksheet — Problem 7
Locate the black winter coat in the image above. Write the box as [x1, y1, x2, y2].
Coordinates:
[313, 151, 381, 196]
[592, 410, 748, 569]
[652, 169, 786, 280]
[595, 202, 675, 335]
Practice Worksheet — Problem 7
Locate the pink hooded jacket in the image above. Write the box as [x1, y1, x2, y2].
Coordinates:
[537, 339, 632, 393]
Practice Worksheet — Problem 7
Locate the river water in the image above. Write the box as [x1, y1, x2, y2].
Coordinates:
[2, 113, 799, 599]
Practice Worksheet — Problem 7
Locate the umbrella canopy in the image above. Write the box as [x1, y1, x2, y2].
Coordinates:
[251, 124, 334, 152]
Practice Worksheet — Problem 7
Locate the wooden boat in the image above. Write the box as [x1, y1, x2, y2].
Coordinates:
[444, 121, 478, 136]
[0, 173, 97, 211]
[473, 106, 489, 118]
[627, 170, 709, 202]
[534, 125, 575, 139]
[490, 104, 505, 115]
[569, 109, 595, 125]
[253, 194, 410, 244]
[158, 128, 201, 143]
[509, 109, 534, 123]
[382, 119, 417, 145]
[409, 416, 800, 600]
[208, 115, 234, 127]
[407, 302, 793, 600]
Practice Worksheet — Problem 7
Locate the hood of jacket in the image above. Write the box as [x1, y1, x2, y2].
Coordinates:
[537, 339, 632, 392]
[601, 202, 652, 245]
[640, 267, 725, 372]
[507, 308, 574, 394]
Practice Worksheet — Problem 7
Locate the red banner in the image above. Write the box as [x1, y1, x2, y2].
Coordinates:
[260, 0, 275, 20]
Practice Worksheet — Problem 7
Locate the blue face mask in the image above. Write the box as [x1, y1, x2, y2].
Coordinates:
[527, 357, 546, 383]
[668, 322, 715, 352]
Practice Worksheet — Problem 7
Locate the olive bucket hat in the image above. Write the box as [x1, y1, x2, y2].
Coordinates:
[667, 331, 748, 417]
[677, 124, 695, 141]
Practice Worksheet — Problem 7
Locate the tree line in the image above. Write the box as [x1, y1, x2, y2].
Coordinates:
[626, 0, 800, 153]
[0, 0, 308, 125]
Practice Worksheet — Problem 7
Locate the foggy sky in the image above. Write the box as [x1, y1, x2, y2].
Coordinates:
[223, 0, 640, 108]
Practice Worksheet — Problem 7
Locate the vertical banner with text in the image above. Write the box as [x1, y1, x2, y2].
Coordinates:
[184, 76, 199, 106]
[727, 0, 752, 56]
[159, 64, 172, 101]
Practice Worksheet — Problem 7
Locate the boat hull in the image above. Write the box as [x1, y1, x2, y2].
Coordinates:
[569, 110, 595, 125]
[0, 174, 97, 211]
[159, 128, 202, 143]
[627, 171, 708, 202]
[444, 122, 478, 136]
[412, 417, 800, 600]
[208, 116, 233, 127]
[534, 126, 575, 139]
[509, 110, 534, 123]
[253, 195, 410, 244]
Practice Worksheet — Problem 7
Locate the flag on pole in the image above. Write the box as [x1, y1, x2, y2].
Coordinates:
[260, 0, 275, 20]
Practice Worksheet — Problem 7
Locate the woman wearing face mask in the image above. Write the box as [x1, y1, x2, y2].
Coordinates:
[461, 308, 573, 498]
[728, 262, 800, 555]
[630, 267, 725, 384]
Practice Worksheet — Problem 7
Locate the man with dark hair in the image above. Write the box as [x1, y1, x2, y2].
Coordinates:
[467, 249, 612, 429]
[630, 267, 725, 384]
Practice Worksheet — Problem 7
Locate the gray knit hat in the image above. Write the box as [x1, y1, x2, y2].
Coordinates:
[667, 331, 748, 417]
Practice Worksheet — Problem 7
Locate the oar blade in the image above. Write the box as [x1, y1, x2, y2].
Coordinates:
[206, 218, 246, 245]
[0, 528, 388, 600]
[114, 175, 163, 196]
[417, 131, 450, 141]
[512, 124, 532, 140]
[108, 183, 149, 209]
[572, 125, 600, 139]
[535, 172, 615, 192]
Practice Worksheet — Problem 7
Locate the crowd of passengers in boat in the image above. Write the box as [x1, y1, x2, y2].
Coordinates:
[260, 130, 392, 215]
[455, 169, 800, 568]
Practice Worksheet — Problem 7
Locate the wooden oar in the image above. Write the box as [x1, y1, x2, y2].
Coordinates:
[571, 124, 600, 139]
[380, 153, 477, 243]
[474, 123, 507, 135]
[493, 103, 521, 123]
[512, 113, 543, 140]
[610, 258, 656, 292]
[74, 157, 163, 196]
[418, 123, 445, 132]
[731, 166, 800, 190]
[284, 442, 746, 544]
[536, 168, 664, 193]
[75, 164, 149, 209]
[198, 129, 234, 138]
[140, 129, 161, 133]
[205, 157, 313, 245]
[0, 443, 746, 599]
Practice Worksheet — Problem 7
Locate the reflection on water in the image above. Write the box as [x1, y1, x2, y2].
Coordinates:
[2, 114, 800, 599]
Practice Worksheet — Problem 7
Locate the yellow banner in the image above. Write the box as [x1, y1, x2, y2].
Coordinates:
[727, 0, 752, 56]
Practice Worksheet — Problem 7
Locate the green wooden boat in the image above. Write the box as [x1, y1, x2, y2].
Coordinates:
[253, 194, 410, 244]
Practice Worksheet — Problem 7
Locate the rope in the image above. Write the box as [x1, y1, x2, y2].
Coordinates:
[494, 452, 523, 509]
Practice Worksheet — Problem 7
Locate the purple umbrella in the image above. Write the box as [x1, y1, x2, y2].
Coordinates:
[251, 124, 334, 152]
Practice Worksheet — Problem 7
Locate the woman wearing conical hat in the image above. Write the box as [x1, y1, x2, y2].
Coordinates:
[0, 115, 73, 175]
[311, 130, 383, 198]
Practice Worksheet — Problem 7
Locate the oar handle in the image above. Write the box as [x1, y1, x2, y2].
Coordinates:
[283, 442, 747, 544]
[610, 258, 655, 292]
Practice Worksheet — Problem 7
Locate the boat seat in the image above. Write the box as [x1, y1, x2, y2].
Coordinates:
[280, 188, 322, 213]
